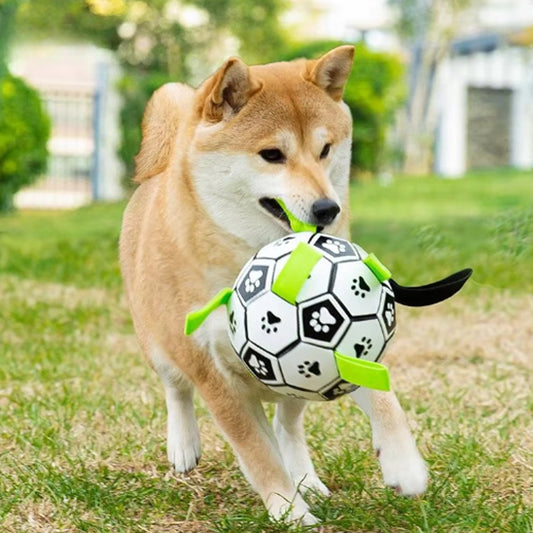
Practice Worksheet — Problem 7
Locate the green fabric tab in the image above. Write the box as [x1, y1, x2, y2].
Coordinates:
[275, 198, 317, 233]
[184, 287, 233, 335]
[363, 253, 392, 282]
[334, 351, 390, 391]
[271, 243, 323, 304]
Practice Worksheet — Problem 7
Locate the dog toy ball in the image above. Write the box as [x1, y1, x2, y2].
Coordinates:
[184, 232, 472, 401]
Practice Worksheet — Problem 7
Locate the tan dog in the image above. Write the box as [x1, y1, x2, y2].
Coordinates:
[119, 46, 427, 526]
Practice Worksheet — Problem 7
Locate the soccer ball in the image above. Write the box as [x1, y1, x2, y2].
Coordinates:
[226, 232, 396, 401]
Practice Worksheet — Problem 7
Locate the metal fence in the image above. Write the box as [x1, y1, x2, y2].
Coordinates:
[14, 86, 98, 209]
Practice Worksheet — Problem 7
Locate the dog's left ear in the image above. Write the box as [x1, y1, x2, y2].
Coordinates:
[307, 45, 354, 101]
[199, 57, 261, 122]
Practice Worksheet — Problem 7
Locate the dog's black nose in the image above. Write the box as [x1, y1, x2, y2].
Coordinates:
[312, 198, 340, 225]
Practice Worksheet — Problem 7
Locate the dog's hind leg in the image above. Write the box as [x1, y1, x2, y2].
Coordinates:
[273, 398, 330, 496]
[350, 388, 427, 496]
[150, 344, 201, 473]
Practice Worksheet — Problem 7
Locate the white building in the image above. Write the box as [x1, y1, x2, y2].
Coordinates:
[434, 0, 533, 176]
[435, 36, 533, 176]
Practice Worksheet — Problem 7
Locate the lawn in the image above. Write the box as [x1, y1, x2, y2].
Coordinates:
[1, 171, 532, 532]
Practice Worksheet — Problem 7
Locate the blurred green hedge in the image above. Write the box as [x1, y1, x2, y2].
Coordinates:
[0, 74, 51, 212]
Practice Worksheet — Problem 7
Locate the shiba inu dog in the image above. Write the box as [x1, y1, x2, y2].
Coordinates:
[119, 46, 427, 526]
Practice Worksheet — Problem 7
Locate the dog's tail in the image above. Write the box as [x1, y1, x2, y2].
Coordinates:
[134, 83, 194, 183]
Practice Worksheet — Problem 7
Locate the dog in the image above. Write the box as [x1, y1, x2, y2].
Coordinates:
[119, 46, 428, 526]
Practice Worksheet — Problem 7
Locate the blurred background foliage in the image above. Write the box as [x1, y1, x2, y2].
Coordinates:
[282, 41, 404, 174]
[5, 0, 406, 194]
[0, 0, 50, 212]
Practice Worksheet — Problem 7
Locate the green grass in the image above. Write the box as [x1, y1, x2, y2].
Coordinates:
[1, 171, 532, 532]
[350, 169, 533, 292]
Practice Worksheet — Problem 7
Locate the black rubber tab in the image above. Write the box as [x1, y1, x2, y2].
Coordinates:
[390, 268, 473, 307]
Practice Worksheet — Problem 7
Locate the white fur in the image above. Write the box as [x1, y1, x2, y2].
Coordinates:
[191, 151, 288, 247]
[329, 137, 352, 201]
[350, 388, 428, 495]
[150, 343, 202, 472]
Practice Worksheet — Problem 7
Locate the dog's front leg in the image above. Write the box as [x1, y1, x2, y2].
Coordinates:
[350, 388, 428, 496]
[195, 369, 318, 525]
[273, 398, 330, 496]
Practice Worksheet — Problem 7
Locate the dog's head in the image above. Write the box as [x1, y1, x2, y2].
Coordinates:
[189, 46, 354, 247]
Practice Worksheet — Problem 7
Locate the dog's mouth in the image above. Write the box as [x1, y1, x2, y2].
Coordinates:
[259, 198, 291, 229]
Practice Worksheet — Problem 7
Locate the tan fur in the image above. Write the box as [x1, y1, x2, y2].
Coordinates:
[120, 46, 425, 523]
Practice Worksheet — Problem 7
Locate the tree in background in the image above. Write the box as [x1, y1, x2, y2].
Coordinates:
[282, 41, 405, 176]
[0, 0, 50, 212]
[390, 0, 475, 175]
[16, 0, 288, 181]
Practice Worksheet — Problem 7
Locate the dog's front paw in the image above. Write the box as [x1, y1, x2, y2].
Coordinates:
[376, 432, 428, 496]
[167, 427, 201, 473]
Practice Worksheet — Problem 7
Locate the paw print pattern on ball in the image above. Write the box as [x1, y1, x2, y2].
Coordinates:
[244, 270, 263, 293]
[378, 290, 396, 338]
[297, 360, 321, 378]
[309, 307, 336, 333]
[310, 234, 358, 261]
[249, 354, 268, 376]
[354, 336, 373, 358]
[323, 239, 346, 255]
[242, 346, 280, 382]
[229, 311, 237, 334]
[321, 380, 359, 400]
[236, 262, 272, 304]
[351, 276, 371, 298]
[300, 295, 349, 347]
[260, 311, 281, 334]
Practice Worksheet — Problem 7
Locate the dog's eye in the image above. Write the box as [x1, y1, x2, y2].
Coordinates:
[320, 143, 331, 159]
[259, 149, 286, 164]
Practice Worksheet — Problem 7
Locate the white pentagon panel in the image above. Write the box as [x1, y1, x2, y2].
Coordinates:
[255, 232, 314, 260]
[273, 255, 333, 304]
[240, 343, 283, 385]
[335, 318, 386, 363]
[268, 384, 325, 402]
[278, 343, 339, 392]
[246, 292, 298, 355]
[235, 258, 275, 305]
[227, 292, 247, 355]
[309, 234, 359, 263]
[298, 294, 350, 348]
[320, 379, 359, 401]
[377, 286, 396, 339]
[333, 260, 383, 317]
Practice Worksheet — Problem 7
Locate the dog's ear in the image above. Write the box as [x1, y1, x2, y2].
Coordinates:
[199, 57, 261, 121]
[307, 45, 354, 101]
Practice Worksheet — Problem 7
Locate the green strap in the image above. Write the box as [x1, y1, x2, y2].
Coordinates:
[184, 287, 233, 335]
[363, 253, 392, 282]
[275, 198, 317, 233]
[334, 351, 390, 391]
[271, 242, 323, 304]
